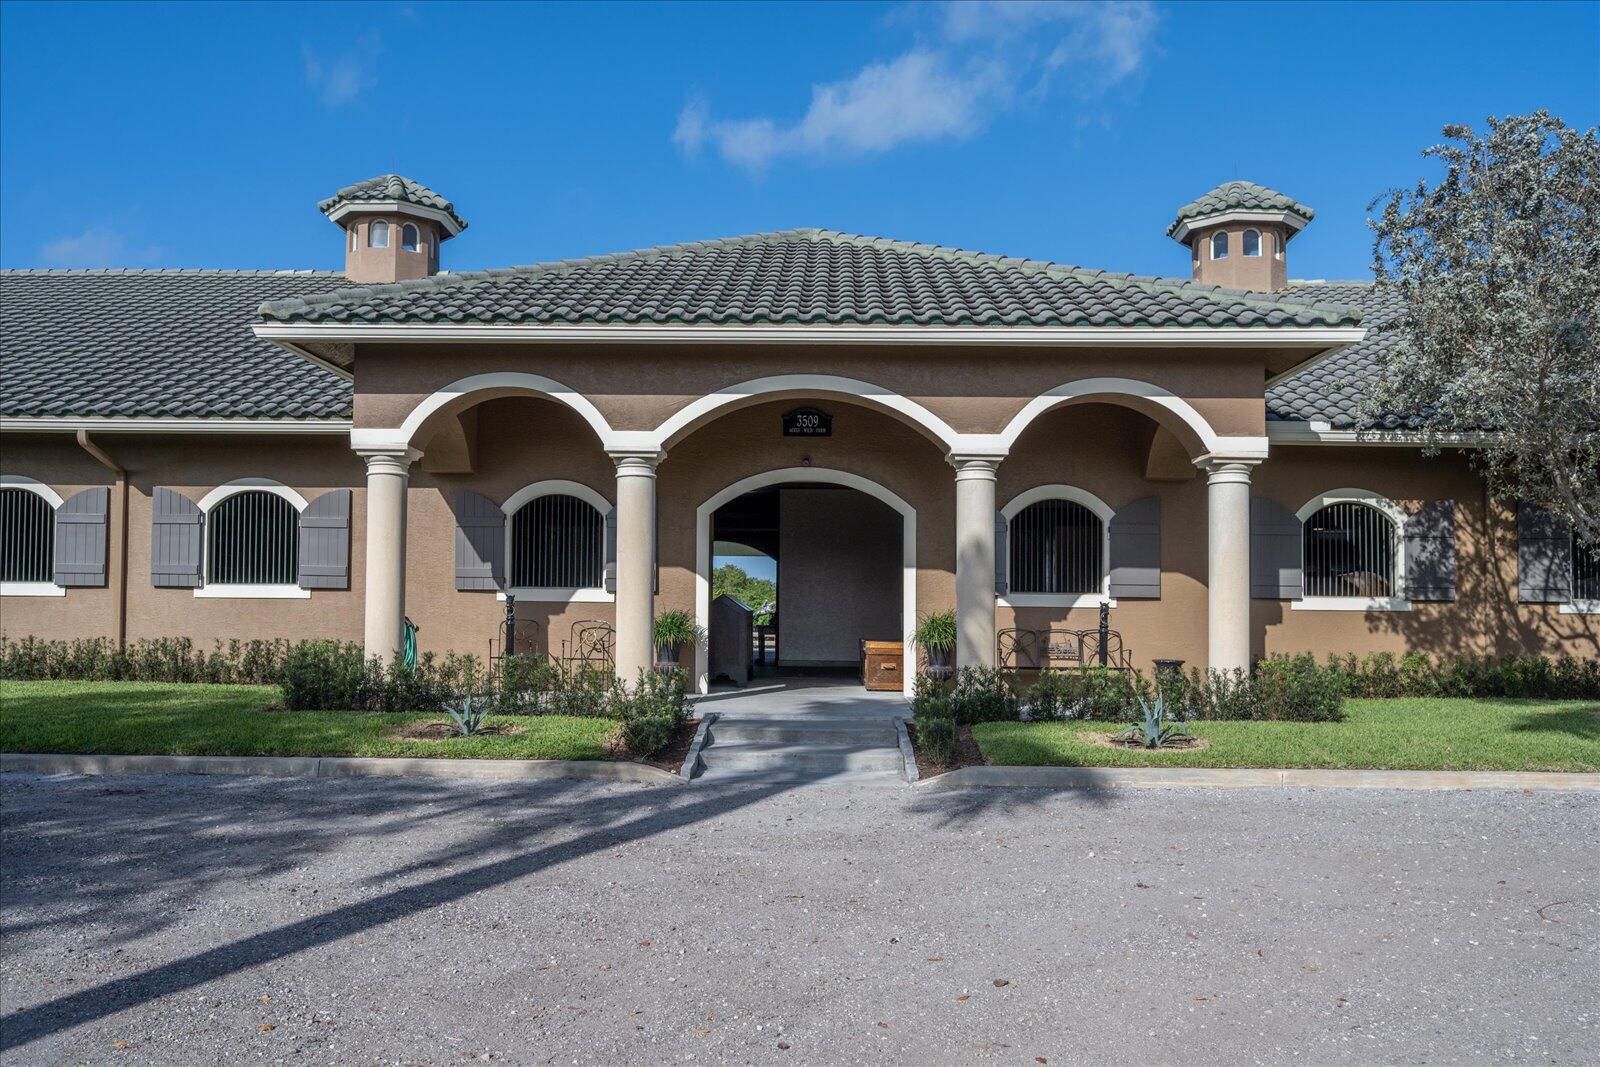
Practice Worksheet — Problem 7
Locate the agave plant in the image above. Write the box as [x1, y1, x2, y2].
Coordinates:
[1116, 693, 1193, 749]
[443, 692, 493, 736]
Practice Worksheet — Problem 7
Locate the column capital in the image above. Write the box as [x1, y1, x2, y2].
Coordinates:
[1199, 457, 1260, 485]
[357, 447, 423, 476]
[609, 449, 664, 476]
[949, 454, 1001, 481]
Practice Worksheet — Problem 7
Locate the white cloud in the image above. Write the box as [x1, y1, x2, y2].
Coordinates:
[302, 36, 379, 107]
[676, 1, 1157, 171]
[39, 228, 162, 269]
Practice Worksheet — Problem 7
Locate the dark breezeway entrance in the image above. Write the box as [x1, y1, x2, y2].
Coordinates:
[695, 470, 915, 696]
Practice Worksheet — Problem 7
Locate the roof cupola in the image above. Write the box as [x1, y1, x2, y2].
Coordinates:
[1167, 180, 1312, 292]
[319, 174, 467, 285]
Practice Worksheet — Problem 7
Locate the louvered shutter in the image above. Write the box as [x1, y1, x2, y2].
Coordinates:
[53, 487, 109, 587]
[151, 488, 204, 588]
[604, 507, 618, 594]
[1250, 496, 1302, 599]
[1517, 501, 1572, 603]
[298, 489, 351, 590]
[1108, 495, 1160, 599]
[1403, 499, 1456, 602]
[994, 510, 1009, 596]
[454, 490, 505, 591]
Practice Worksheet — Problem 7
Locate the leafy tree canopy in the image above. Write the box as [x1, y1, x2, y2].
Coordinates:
[1366, 110, 1599, 543]
[712, 562, 775, 623]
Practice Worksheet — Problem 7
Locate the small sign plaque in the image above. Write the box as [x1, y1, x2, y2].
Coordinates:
[782, 407, 832, 437]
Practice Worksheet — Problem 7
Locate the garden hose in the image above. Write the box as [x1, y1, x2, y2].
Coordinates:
[402, 618, 419, 671]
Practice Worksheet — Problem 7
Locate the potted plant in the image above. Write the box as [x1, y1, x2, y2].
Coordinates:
[911, 610, 957, 672]
[653, 610, 704, 667]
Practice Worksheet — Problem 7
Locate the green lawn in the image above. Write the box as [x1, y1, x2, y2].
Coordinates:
[973, 698, 1600, 772]
[0, 681, 620, 761]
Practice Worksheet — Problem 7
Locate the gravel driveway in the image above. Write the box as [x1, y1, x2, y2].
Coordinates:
[2, 771, 1595, 1065]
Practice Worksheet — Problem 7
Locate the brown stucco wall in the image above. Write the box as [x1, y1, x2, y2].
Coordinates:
[1188, 223, 1290, 292]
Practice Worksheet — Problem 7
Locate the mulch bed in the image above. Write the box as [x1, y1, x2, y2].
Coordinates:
[638, 717, 701, 773]
[909, 721, 988, 779]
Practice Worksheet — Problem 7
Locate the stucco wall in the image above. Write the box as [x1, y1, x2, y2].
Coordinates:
[777, 487, 901, 665]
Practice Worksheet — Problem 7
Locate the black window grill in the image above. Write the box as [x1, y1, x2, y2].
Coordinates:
[1575, 537, 1600, 600]
[1009, 499, 1103, 595]
[511, 494, 604, 589]
[1302, 502, 1396, 598]
[206, 490, 299, 585]
[0, 488, 54, 582]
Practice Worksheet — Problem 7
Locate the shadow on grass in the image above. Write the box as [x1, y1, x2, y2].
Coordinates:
[1507, 703, 1600, 741]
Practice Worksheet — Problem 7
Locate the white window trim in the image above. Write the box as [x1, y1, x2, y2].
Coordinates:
[498, 480, 614, 604]
[0, 475, 65, 597]
[1292, 488, 1410, 611]
[1210, 232, 1229, 260]
[194, 479, 310, 600]
[368, 219, 390, 249]
[1560, 600, 1600, 616]
[1274, 231, 1287, 260]
[1242, 228, 1262, 257]
[401, 223, 421, 253]
[998, 484, 1115, 609]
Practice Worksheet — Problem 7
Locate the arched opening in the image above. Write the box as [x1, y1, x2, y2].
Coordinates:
[695, 468, 916, 696]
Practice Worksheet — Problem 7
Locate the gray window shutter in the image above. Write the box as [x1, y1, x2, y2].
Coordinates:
[298, 489, 351, 590]
[994, 510, 1009, 596]
[1517, 501, 1572, 603]
[151, 487, 204, 588]
[54, 487, 109, 587]
[454, 490, 505, 591]
[604, 506, 618, 594]
[1250, 496, 1302, 599]
[1404, 499, 1456, 602]
[1108, 495, 1160, 599]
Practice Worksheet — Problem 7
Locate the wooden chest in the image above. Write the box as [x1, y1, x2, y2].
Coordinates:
[860, 640, 904, 692]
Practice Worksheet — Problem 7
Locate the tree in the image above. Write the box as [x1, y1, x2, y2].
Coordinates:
[1365, 111, 1599, 544]
[712, 562, 776, 623]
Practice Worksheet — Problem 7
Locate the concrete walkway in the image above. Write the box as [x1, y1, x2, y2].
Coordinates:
[690, 676, 908, 786]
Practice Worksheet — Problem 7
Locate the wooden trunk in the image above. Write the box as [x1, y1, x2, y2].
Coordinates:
[860, 640, 904, 692]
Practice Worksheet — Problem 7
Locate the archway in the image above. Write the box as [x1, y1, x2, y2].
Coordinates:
[695, 468, 917, 696]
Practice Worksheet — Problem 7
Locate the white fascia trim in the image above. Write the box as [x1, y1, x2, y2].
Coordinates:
[496, 588, 615, 604]
[0, 417, 351, 436]
[999, 594, 1117, 610]
[1291, 597, 1412, 613]
[1, 581, 67, 598]
[253, 322, 1365, 348]
[322, 200, 464, 237]
[1170, 210, 1311, 245]
[0, 474, 65, 508]
[1559, 599, 1600, 615]
[194, 584, 312, 600]
[1267, 421, 1486, 448]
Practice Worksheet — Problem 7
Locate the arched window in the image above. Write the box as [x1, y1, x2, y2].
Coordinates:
[1274, 231, 1287, 260]
[510, 493, 605, 590]
[0, 485, 55, 584]
[1301, 500, 1399, 598]
[368, 219, 389, 249]
[1009, 497, 1105, 595]
[1210, 231, 1229, 260]
[401, 223, 420, 252]
[205, 490, 300, 586]
[348, 226, 357, 252]
[1242, 228, 1261, 257]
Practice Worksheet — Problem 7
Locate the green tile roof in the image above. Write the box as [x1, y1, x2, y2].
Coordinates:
[1166, 181, 1315, 238]
[317, 174, 467, 233]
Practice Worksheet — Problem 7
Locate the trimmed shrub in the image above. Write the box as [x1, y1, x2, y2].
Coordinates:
[914, 713, 956, 765]
[949, 666, 1018, 725]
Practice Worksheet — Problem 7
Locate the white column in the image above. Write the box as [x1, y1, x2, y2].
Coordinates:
[359, 447, 420, 663]
[611, 451, 661, 687]
[1203, 459, 1257, 675]
[953, 456, 1000, 671]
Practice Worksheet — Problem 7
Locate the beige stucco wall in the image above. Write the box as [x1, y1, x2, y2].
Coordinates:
[1188, 223, 1290, 292]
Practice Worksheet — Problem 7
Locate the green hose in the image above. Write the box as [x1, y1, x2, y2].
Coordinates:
[402, 618, 419, 671]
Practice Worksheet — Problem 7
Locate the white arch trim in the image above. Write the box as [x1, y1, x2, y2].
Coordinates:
[0, 475, 65, 597]
[194, 479, 311, 600]
[356, 372, 616, 453]
[999, 484, 1115, 609]
[654, 374, 963, 452]
[499, 480, 615, 604]
[995, 376, 1267, 460]
[694, 467, 917, 697]
[0, 474, 65, 508]
[1292, 487, 1411, 613]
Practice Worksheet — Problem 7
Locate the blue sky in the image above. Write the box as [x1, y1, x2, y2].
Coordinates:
[2, 0, 1595, 281]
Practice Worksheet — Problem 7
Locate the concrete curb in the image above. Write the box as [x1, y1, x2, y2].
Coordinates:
[1, 752, 683, 785]
[914, 764, 1600, 793]
[680, 713, 717, 781]
[893, 718, 919, 783]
